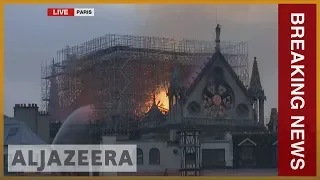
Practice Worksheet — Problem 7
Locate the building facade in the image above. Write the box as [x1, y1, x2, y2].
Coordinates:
[50, 25, 278, 176]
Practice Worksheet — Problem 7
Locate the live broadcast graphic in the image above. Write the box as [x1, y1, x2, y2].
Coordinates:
[4, 4, 317, 177]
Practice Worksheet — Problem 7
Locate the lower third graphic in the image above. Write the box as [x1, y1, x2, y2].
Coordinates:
[7, 145, 137, 172]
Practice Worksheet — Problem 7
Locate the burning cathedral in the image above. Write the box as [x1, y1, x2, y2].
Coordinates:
[47, 25, 278, 176]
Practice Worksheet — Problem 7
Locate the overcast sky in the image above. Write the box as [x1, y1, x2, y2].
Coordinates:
[4, 4, 278, 120]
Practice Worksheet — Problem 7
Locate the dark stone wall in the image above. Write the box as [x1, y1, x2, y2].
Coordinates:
[232, 133, 278, 168]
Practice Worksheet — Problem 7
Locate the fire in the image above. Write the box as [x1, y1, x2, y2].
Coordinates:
[155, 90, 169, 111]
[143, 88, 170, 115]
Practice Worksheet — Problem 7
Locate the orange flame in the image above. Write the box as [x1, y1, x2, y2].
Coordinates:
[155, 90, 169, 111]
[144, 88, 169, 114]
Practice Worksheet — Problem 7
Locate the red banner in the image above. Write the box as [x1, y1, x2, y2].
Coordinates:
[278, 4, 317, 176]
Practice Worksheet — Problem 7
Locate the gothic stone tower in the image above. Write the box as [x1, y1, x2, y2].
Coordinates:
[248, 57, 266, 125]
[168, 55, 185, 123]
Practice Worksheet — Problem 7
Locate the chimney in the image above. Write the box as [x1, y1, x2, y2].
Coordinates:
[13, 103, 39, 134]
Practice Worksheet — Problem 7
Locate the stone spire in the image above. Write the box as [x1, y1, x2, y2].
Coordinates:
[248, 57, 265, 100]
[248, 57, 266, 126]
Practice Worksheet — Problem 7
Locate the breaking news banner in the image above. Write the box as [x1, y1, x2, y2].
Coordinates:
[47, 8, 95, 17]
[278, 4, 317, 176]
[7, 145, 137, 172]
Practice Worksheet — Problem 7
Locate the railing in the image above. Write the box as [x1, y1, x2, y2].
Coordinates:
[184, 118, 256, 126]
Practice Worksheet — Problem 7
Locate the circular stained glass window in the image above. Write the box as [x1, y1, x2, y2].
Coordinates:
[202, 82, 234, 117]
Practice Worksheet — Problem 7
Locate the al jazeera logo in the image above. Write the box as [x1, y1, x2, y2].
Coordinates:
[7, 145, 137, 172]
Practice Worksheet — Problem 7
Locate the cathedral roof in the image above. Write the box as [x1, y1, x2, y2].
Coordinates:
[248, 57, 266, 99]
[185, 51, 250, 99]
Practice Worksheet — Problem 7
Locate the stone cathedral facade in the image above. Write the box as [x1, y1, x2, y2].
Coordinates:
[98, 25, 279, 176]
[50, 25, 278, 176]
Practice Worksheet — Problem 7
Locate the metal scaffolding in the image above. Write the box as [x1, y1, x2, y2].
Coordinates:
[41, 34, 249, 123]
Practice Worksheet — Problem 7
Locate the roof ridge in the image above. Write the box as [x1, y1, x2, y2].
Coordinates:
[185, 52, 250, 99]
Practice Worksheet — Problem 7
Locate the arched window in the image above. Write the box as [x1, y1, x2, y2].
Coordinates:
[149, 148, 160, 165]
[137, 148, 144, 165]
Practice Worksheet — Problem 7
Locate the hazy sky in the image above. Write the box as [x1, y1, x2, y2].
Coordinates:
[4, 4, 278, 120]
